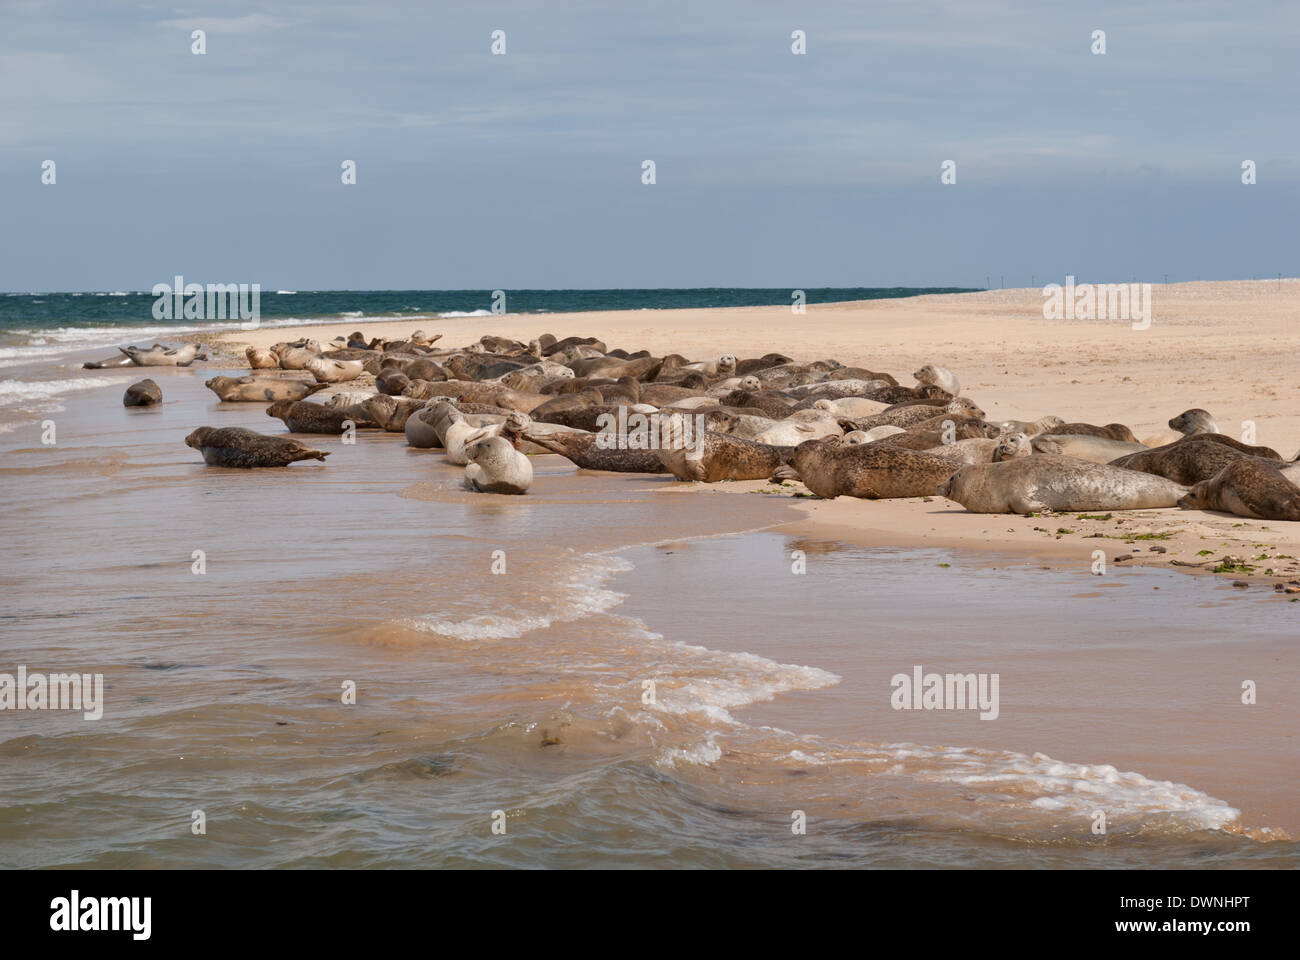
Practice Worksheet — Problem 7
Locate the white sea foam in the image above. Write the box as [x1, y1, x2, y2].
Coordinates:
[407, 555, 634, 641]
[0, 376, 115, 402]
[438, 309, 495, 318]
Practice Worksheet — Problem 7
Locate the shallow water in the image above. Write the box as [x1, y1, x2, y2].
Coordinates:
[0, 352, 1296, 868]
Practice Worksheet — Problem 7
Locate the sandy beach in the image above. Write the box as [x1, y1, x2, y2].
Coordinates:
[217, 280, 1300, 582]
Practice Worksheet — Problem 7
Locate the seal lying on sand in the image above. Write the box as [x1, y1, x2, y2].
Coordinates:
[247, 347, 280, 369]
[123, 379, 162, 407]
[84, 353, 138, 369]
[185, 427, 329, 467]
[1179, 459, 1300, 520]
[938, 455, 1188, 513]
[1169, 408, 1219, 436]
[464, 435, 533, 494]
[657, 428, 792, 482]
[304, 357, 365, 383]
[1031, 434, 1147, 464]
[914, 363, 960, 396]
[121, 343, 205, 366]
[205, 376, 328, 402]
[792, 436, 957, 498]
[1108, 435, 1282, 484]
[265, 399, 355, 434]
[1049, 422, 1139, 443]
[523, 430, 669, 473]
[924, 438, 999, 465]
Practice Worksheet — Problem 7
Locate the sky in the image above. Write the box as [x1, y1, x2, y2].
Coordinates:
[1, 0, 1296, 290]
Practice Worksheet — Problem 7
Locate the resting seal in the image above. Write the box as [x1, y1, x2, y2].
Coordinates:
[923, 438, 999, 465]
[1108, 435, 1282, 484]
[792, 436, 957, 499]
[246, 347, 280, 369]
[123, 379, 162, 407]
[992, 432, 1033, 461]
[656, 426, 792, 482]
[938, 455, 1188, 513]
[913, 363, 961, 396]
[304, 357, 365, 383]
[522, 430, 669, 473]
[1049, 422, 1138, 443]
[120, 343, 205, 367]
[204, 376, 328, 402]
[184, 427, 329, 468]
[266, 399, 355, 434]
[1031, 434, 1148, 464]
[1169, 408, 1219, 436]
[1179, 459, 1300, 520]
[464, 436, 533, 494]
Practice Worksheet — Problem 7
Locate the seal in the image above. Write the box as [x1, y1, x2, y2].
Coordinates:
[184, 426, 330, 468]
[445, 412, 532, 465]
[844, 397, 984, 432]
[791, 436, 957, 499]
[876, 421, 993, 449]
[924, 438, 1000, 465]
[992, 432, 1033, 461]
[123, 379, 162, 407]
[996, 416, 1064, 437]
[120, 343, 205, 367]
[246, 347, 280, 369]
[1108, 435, 1283, 484]
[813, 397, 890, 419]
[272, 344, 321, 370]
[464, 435, 534, 494]
[1169, 408, 1219, 436]
[1030, 434, 1148, 464]
[656, 426, 792, 482]
[937, 455, 1188, 513]
[304, 357, 365, 383]
[204, 375, 328, 402]
[913, 363, 961, 396]
[265, 399, 356, 434]
[376, 367, 411, 395]
[1047, 422, 1138, 442]
[1178, 459, 1300, 520]
[522, 429, 669, 473]
[84, 353, 139, 369]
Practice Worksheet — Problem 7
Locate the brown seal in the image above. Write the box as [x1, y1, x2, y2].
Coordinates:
[1109, 435, 1282, 484]
[266, 399, 356, 434]
[1168, 408, 1219, 436]
[1179, 459, 1300, 520]
[791, 436, 957, 498]
[184, 427, 330, 468]
[1048, 422, 1139, 443]
[123, 379, 162, 407]
[523, 431, 669, 473]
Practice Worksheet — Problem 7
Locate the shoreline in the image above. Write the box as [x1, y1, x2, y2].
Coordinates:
[209, 280, 1300, 586]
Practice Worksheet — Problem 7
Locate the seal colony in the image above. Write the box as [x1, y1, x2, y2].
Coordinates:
[161, 330, 1300, 525]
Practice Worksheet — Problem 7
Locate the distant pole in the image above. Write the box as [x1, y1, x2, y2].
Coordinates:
[1031, 274, 1035, 288]
[985, 275, 990, 290]
[1163, 274, 1168, 285]
[1000, 275, 1004, 289]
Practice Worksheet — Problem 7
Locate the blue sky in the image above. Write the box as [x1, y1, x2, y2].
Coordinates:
[2, 0, 1296, 290]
